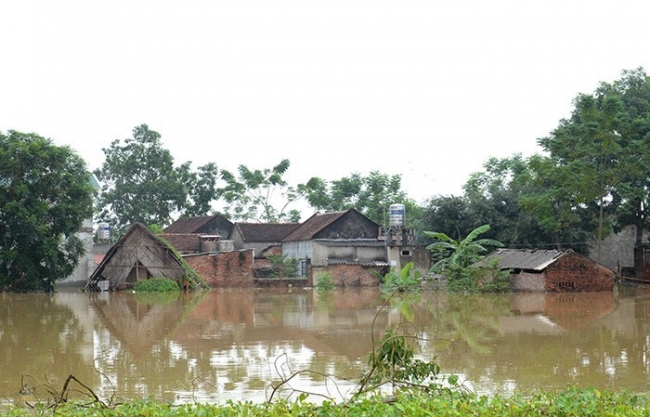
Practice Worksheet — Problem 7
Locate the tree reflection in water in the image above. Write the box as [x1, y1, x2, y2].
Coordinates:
[4, 287, 650, 404]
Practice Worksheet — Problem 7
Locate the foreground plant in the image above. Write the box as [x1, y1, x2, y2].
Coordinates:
[380, 262, 421, 292]
[5, 388, 650, 416]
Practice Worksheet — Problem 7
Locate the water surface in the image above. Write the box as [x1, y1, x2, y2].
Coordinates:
[1, 286, 649, 405]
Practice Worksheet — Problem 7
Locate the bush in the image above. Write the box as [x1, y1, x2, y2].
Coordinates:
[133, 277, 180, 292]
[381, 262, 421, 292]
[315, 271, 336, 291]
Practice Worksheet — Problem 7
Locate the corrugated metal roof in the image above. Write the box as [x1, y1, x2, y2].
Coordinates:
[480, 249, 570, 271]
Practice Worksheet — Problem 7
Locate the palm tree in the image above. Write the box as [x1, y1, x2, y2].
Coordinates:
[424, 224, 503, 275]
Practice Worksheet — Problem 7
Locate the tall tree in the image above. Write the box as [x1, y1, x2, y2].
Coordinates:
[599, 69, 650, 247]
[219, 159, 313, 222]
[538, 69, 650, 259]
[94, 124, 219, 232]
[305, 171, 418, 226]
[0, 131, 93, 292]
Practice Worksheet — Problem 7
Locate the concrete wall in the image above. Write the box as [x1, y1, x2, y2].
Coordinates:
[311, 243, 385, 267]
[184, 250, 254, 287]
[283, 241, 313, 261]
[510, 272, 546, 292]
[589, 225, 650, 273]
[58, 218, 95, 287]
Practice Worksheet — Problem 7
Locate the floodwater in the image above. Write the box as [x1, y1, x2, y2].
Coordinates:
[1, 285, 650, 406]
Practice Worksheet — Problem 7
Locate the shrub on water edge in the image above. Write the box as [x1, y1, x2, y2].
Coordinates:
[133, 277, 181, 292]
[315, 271, 336, 291]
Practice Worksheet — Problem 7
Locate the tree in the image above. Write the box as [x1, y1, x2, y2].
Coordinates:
[518, 154, 593, 254]
[598, 69, 650, 247]
[424, 225, 508, 292]
[219, 159, 314, 222]
[418, 195, 474, 244]
[463, 155, 560, 249]
[0, 130, 93, 292]
[305, 171, 419, 226]
[539, 92, 628, 260]
[94, 124, 219, 232]
[535, 69, 650, 261]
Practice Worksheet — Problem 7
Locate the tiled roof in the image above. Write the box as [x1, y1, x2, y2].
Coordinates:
[479, 249, 569, 271]
[315, 239, 385, 247]
[159, 234, 201, 253]
[234, 223, 300, 242]
[283, 211, 348, 242]
[164, 216, 217, 233]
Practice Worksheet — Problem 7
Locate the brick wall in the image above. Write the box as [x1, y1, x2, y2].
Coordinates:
[544, 252, 615, 292]
[184, 250, 254, 288]
[313, 264, 386, 287]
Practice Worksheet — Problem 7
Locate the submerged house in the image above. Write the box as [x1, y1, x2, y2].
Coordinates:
[164, 215, 234, 237]
[86, 223, 188, 291]
[282, 209, 388, 286]
[480, 248, 616, 292]
[230, 223, 301, 257]
[161, 215, 235, 254]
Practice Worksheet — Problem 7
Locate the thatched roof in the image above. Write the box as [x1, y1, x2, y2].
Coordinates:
[86, 223, 186, 291]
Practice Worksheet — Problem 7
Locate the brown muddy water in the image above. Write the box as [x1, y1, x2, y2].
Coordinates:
[1, 286, 650, 406]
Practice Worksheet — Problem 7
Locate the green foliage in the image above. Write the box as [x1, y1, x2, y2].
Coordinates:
[362, 328, 443, 394]
[219, 159, 314, 222]
[314, 271, 336, 291]
[380, 262, 421, 292]
[446, 259, 512, 293]
[268, 254, 299, 278]
[425, 225, 507, 293]
[0, 130, 94, 292]
[133, 277, 180, 292]
[305, 171, 420, 225]
[5, 389, 650, 416]
[94, 124, 219, 233]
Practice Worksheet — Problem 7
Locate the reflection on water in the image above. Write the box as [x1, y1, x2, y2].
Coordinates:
[2, 287, 650, 404]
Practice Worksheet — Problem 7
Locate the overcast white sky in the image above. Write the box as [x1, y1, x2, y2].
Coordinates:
[2, 1, 650, 206]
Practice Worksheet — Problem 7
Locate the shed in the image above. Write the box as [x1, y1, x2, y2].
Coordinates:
[479, 248, 616, 292]
[85, 223, 188, 291]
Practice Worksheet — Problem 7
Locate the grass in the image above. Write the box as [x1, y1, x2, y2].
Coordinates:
[4, 388, 650, 416]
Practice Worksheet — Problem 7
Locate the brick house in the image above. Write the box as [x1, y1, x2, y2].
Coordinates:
[282, 209, 389, 286]
[481, 248, 616, 292]
[161, 215, 235, 254]
[164, 215, 234, 237]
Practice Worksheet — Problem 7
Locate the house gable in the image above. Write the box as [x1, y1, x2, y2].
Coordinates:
[284, 209, 380, 242]
[164, 215, 234, 238]
[86, 223, 186, 291]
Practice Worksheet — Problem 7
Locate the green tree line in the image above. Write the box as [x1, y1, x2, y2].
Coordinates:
[3, 67, 650, 291]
